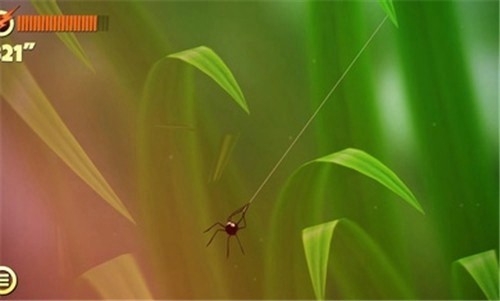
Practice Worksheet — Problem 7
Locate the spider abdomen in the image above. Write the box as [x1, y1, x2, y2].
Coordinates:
[225, 221, 238, 235]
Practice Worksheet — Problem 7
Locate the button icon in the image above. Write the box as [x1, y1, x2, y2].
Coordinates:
[0, 266, 18, 296]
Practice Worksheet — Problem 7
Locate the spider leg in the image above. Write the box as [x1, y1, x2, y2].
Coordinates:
[206, 229, 224, 247]
[235, 234, 245, 255]
[226, 235, 231, 258]
[203, 222, 225, 233]
[237, 216, 247, 229]
[228, 203, 250, 221]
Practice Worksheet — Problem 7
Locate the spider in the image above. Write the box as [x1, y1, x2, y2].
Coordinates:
[204, 203, 249, 258]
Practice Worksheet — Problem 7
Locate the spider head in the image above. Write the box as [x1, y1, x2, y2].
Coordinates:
[225, 221, 238, 235]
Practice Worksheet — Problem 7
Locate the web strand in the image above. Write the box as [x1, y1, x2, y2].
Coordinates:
[245, 16, 388, 207]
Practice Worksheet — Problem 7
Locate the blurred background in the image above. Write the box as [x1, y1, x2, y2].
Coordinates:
[1, 0, 498, 299]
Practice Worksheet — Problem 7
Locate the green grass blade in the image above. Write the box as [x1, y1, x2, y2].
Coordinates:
[302, 220, 340, 300]
[453, 250, 499, 300]
[304, 148, 424, 214]
[302, 218, 412, 300]
[378, 0, 399, 28]
[31, 0, 95, 72]
[2, 63, 135, 224]
[168, 46, 249, 114]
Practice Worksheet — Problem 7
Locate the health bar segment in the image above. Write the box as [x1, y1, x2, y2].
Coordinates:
[17, 15, 98, 32]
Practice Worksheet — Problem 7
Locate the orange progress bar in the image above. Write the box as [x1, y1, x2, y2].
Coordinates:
[17, 15, 98, 32]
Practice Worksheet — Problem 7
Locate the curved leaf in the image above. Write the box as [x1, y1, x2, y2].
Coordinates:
[168, 46, 249, 114]
[302, 148, 424, 214]
[138, 58, 228, 294]
[302, 218, 412, 300]
[453, 250, 499, 300]
[378, 0, 399, 28]
[302, 220, 340, 300]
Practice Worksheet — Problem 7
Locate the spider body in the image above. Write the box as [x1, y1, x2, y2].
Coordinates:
[204, 204, 249, 257]
[225, 221, 238, 235]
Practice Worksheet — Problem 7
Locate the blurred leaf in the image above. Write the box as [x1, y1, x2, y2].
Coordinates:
[301, 148, 424, 214]
[80, 254, 153, 299]
[378, 0, 399, 28]
[210, 133, 240, 182]
[31, 0, 95, 71]
[453, 250, 499, 300]
[303, 218, 412, 300]
[168, 46, 249, 114]
[2, 63, 135, 224]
